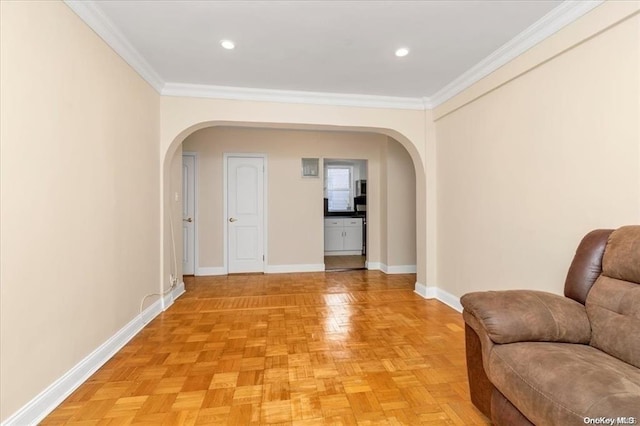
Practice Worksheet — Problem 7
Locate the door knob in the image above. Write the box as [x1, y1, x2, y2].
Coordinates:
[229, 217, 238, 222]
[183, 217, 193, 222]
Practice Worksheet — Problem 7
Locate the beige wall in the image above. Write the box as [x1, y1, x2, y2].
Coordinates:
[435, 5, 640, 298]
[183, 127, 416, 270]
[386, 138, 417, 267]
[0, 1, 160, 421]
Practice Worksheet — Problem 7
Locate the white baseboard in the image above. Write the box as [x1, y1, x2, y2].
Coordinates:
[161, 281, 186, 311]
[195, 266, 227, 276]
[385, 265, 417, 274]
[265, 264, 325, 274]
[414, 281, 429, 298]
[366, 261, 382, 271]
[367, 262, 416, 274]
[1, 286, 187, 426]
[197, 263, 413, 275]
[435, 288, 463, 312]
[414, 283, 462, 313]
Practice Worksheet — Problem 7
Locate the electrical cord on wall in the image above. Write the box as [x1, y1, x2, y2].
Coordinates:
[139, 200, 180, 317]
[167, 200, 179, 287]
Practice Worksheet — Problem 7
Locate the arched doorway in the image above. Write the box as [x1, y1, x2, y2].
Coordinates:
[172, 126, 418, 277]
[159, 111, 431, 303]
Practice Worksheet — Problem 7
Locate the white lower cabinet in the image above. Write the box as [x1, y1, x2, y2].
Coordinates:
[324, 217, 363, 255]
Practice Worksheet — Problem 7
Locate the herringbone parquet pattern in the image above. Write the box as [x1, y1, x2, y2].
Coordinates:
[42, 271, 489, 425]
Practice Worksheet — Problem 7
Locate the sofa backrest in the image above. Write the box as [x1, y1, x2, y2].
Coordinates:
[585, 225, 640, 368]
[564, 229, 613, 304]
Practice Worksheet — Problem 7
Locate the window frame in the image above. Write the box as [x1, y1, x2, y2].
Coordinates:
[325, 165, 354, 212]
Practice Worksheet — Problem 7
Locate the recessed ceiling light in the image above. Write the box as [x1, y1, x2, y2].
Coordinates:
[220, 39, 235, 50]
[395, 47, 409, 57]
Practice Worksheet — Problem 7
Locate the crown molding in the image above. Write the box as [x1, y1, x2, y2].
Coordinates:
[162, 83, 427, 110]
[428, 0, 605, 107]
[62, 0, 426, 110]
[64, 0, 164, 92]
[422, 97, 435, 110]
[65, 0, 604, 111]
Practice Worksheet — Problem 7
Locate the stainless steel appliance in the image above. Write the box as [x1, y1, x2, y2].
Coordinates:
[354, 195, 366, 215]
[354, 195, 367, 255]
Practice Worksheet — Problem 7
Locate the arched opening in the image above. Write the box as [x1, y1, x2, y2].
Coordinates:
[160, 120, 427, 302]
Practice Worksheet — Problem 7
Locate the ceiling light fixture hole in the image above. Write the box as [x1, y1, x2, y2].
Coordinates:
[220, 39, 235, 50]
[395, 47, 409, 57]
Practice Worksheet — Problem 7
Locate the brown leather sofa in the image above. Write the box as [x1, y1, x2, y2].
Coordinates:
[461, 225, 640, 426]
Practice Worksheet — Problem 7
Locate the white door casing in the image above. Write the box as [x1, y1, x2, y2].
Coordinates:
[227, 155, 265, 273]
[182, 154, 196, 275]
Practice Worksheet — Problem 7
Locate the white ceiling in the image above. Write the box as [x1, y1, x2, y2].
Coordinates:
[72, 0, 601, 106]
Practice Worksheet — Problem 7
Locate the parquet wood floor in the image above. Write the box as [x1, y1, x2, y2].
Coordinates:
[42, 271, 490, 425]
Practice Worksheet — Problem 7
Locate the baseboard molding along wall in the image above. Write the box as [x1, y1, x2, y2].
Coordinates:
[196, 263, 416, 275]
[265, 264, 325, 273]
[2, 284, 186, 426]
[162, 281, 186, 311]
[365, 261, 380, 270]
[414, 282, 463, 313]
[196, 264, 326, 275]
[367, 262, 417, 274]
[195, 266, 227, 276]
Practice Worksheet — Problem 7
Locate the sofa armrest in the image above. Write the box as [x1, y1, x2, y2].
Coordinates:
[461, 290, 591, 344]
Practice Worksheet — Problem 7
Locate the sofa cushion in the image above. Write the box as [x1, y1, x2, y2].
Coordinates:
[586, 226, 640, 368]
[587, 277, 640, 368]
[601, 225, 640, 284]
[461, 290, 591, 345]
[488, 342, 640, 426]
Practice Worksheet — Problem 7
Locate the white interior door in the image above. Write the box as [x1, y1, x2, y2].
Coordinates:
[228, 156, 265, 273]
[182, 154, 196, 275]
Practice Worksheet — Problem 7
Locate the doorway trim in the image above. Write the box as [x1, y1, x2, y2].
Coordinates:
[182, 151, 199, 275]
[223, 153, 268, 274]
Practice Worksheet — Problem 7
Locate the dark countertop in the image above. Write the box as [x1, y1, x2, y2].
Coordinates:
[325, 212, 366, 218]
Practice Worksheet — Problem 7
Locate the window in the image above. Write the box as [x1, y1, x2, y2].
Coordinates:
[326, 166, 353, 211]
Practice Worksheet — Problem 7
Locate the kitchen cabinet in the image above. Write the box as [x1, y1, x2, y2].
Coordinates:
[324, 217, 363, 255]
